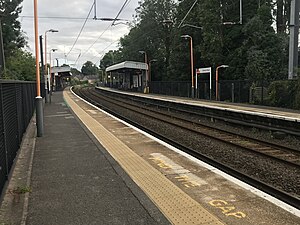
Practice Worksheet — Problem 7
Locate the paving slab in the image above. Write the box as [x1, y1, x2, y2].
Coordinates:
[26, 91, 170, 225]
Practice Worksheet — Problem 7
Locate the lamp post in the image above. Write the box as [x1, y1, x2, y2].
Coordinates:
[216, 65, 229, 101]
[44, 29, 58, 102]
[33, 0, 43, 137]
[50, 48, 57, 92]
[181, 34, 194, 98]
[139, 50, 149, 93]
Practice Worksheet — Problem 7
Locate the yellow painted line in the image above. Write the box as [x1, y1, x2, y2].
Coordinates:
[64, 90, 225, 225]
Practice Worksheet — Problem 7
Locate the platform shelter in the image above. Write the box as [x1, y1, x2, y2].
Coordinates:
[51, 65, 72, 91]
[105, 61, 148, 92]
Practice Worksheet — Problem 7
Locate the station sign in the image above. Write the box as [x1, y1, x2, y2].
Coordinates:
[196, 67, 211, 74]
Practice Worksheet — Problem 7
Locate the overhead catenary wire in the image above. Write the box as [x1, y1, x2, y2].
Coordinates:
[80, 0, 131, 59]
[20, 16, 96, 20]
[112, 0, 130, 25]
[74, 52, 82, 66]
[66, 2, 94, 57]
[44, 0, 132, 68]
[91, 21, 165, 66]
[178, 0, 198, 28]
[92, 40, 119, 65]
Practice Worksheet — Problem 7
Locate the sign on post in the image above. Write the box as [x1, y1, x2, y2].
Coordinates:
[196, 67, 212, 99]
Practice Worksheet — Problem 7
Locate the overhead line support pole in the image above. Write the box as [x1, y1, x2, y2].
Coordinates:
[288, 0, 299, 80]
[0, 20, 5, 76]
[94, 0, 97, 20]
[34, 0, 44, 137]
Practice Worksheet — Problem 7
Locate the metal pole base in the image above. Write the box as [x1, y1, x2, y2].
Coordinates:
[191, 88, 195, 98]
[45, 90, 49, 103]
[36, 96, 44, 137]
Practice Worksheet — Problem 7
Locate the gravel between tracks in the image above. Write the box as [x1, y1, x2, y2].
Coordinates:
[77, 88, 300, 197]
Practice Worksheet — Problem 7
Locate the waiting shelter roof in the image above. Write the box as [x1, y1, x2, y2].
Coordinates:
[51, 66, 72, 77]
[106, 61, 148, 72]
[51, 66, 71, 73]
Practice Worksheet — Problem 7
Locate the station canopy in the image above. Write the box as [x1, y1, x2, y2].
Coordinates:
[106, 61, 148, 72]
[51, 65, 72, 77]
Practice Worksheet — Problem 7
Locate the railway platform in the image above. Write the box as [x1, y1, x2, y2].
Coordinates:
[96, 87, 300, 123]
[0, 89, 299, 225]
[95, 87, 300, 137]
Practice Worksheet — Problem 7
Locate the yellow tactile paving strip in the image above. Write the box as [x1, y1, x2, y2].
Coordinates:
[64, 90, 225, 225]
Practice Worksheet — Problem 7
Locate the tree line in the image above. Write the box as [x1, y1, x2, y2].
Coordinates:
[0, 0, 294, 84]
[0, 0, 36, 80]
[100, 0, 292, 83]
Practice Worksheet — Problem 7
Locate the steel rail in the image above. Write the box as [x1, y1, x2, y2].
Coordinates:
[94, 88, 300, 167]
[96, 87, 300, 137]
[76, 87, 300, 209]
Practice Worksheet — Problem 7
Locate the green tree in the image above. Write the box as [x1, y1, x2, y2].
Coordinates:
[5, 48, 35, 80]
[243, 4, 287, 81]
[100, 50, 122, 70]
[0, 0, 26, 56]
[70, 67, 81, 76]
[116, 0, 288, 82]
[117, 0, 176, 81]
[168, 0, 202, 81]
[81, 61, 98, 75]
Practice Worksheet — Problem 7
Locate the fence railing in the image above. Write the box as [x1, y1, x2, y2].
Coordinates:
[149, 80, 270, 104]
[0, 80, 37, 195]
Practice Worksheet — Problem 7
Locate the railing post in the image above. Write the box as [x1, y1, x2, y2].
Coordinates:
[231, 83, 235, 103]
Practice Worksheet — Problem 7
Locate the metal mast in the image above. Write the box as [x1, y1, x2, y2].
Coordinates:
[288, 0, 299, 80]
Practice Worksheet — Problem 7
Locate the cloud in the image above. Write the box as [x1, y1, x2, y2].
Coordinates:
[19, 0, 139, 69]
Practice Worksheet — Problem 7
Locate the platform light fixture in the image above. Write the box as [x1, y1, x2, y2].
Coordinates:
[50, 48, 58, 92]
[181, 34, 195, 98]
[216, 65, 229, 101]
[44, 29, 58, 102]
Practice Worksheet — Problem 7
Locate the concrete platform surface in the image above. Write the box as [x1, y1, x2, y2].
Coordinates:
[0, 91, 170, 225]
[1, 88, 299, 225]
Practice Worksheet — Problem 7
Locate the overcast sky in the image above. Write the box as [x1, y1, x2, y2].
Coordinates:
[19, 0, 140, 70]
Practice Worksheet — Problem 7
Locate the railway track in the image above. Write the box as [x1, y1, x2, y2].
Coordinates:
[96, 87, 300, 137]
[92, 88, 300, 168]
[74, 87, 300, 209]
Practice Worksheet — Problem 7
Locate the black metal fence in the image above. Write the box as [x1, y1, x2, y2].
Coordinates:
[150, 80, 300, 109]
[150, 80, 267, 104]
[0, 80, 37, 195]
[150, 81, 192, 97]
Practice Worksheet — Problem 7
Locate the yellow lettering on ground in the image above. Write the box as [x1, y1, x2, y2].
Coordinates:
[226, 211, 246, 219]
[209, 200, 228, 207]
[175, 175, 200, 188]
[209, 200, 246, 219]
[219, 206, 236, 214]
[149, 157, 173, 169]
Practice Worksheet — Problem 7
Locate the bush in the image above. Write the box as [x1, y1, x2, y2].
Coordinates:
[267, 79, 300, 109]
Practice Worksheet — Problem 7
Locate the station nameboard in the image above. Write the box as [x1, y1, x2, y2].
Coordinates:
[196, 67, 211, 74]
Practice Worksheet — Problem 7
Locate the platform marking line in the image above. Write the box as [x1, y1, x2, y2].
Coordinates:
[45, 114, 72, 118]
[64, 90, 225, 225]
